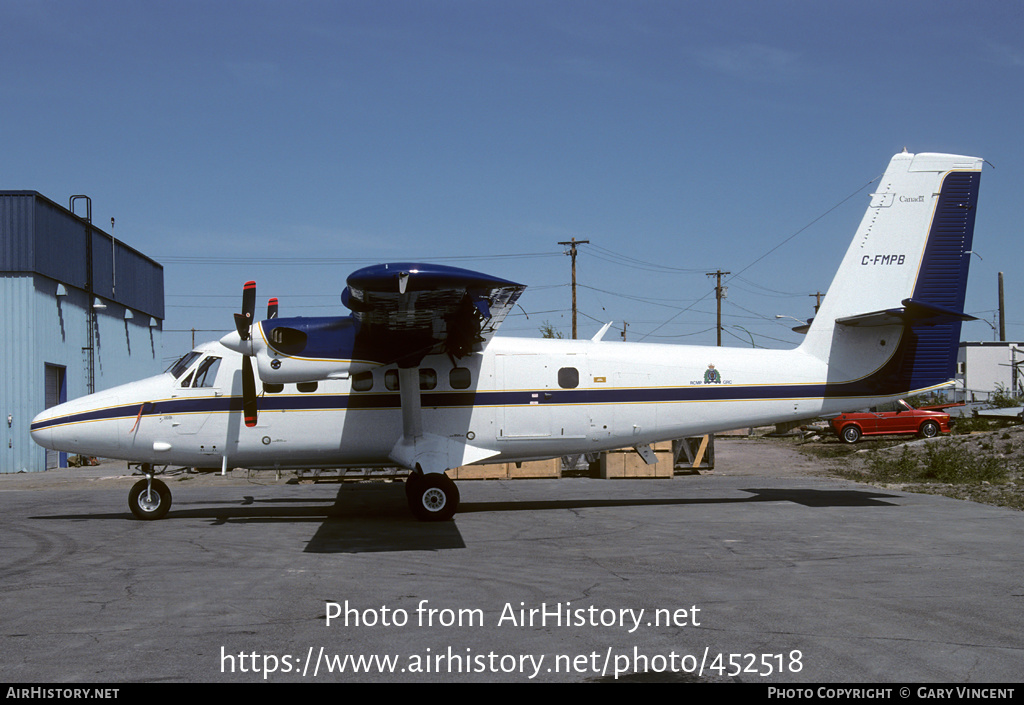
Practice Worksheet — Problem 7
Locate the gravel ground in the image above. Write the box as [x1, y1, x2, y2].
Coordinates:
[787, 420, 1024, 511]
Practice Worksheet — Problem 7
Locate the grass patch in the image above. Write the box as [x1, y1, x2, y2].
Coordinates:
[863, 442, 1010, 484]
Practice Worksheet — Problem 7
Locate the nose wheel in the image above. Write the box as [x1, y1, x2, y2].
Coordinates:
[128, 466, 171, 520]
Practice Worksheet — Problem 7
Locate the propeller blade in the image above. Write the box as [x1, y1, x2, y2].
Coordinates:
[234, 280, 257, 341]
[242, 280, 256, 319]
[234, 313, 251, 341]
[267, 297, 278, 319]
[242, 355, 258, 427]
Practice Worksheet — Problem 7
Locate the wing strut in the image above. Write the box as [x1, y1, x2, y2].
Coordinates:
[397, 367, 423, 442]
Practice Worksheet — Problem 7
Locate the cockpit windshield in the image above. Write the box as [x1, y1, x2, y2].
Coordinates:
[167, 351, 202, 379]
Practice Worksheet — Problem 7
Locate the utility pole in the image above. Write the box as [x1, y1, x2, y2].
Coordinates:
[706, 270, 730, 346]
[810, 291, 824, 313]
[558, 238, 589, 339]
[998, 272, 1006, 342]
[620, 321, 628, 342]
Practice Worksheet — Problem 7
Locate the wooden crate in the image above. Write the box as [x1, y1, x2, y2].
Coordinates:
[599, 447, 674, 478]
[507, 457, 561, 478]
[448, 457, 561, 480]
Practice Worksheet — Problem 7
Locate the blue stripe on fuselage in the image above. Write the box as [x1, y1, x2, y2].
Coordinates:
[28, 371, 927, 432]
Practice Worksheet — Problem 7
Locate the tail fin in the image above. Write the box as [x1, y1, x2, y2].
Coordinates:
[801, 151, 983, 396]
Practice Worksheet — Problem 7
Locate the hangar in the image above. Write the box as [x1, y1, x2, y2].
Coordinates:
[1, 192, 164, 472]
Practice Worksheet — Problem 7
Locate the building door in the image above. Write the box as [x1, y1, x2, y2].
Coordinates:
[44, 364, 67, 469]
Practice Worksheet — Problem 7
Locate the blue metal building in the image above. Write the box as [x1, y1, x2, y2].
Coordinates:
[1, 191, 164, 472]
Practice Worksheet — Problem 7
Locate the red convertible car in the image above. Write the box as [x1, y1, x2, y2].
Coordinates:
[830, 399, 952, 444]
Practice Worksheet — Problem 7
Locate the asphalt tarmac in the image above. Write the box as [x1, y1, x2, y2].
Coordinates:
[1, 438, 1021, 683]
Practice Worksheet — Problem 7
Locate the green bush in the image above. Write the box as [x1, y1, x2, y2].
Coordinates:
[866, 443, 1010, 484]
[991, 384, 1024, 409]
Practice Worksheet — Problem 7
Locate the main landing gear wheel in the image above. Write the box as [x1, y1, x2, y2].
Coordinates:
[407, 473, 459, 522]
[404, 471, 424, 501]
[129, 478, 171, 520]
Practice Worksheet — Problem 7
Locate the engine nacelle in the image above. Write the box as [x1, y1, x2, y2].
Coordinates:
[222, 315, 386, 384]
[252, 316, 382, 384]
[253, 347, 380, 384]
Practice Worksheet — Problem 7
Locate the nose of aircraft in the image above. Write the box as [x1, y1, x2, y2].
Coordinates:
[30, 405, 65, 451]
[29, 386, 125, 457]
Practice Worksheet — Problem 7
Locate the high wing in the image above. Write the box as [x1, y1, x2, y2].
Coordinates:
[220, 262, 525, 435]
[340, 262, 525, 364]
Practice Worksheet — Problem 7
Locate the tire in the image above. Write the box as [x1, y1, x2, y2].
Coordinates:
[408, 473, 459, 522]
[129, 478, 171, 520]
[840, 425, 862, 444]
[404, 471, 424, 501]
[919, 421, 940, 439]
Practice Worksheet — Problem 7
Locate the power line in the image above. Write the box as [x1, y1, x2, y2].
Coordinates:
[637, 173, 879, 343]
[156, 251, 561, 265]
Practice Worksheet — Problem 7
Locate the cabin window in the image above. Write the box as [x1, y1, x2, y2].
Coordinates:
[264, 383, 284, 394]
[192, 357, 221, 387]
[352, 371, 373, 392]
[297, 382, 318, 393]
[558, 367, 579, 389]
[384, 370, 400, 391]
[450, 367, 471, 389]
[419, 368, 437, 390]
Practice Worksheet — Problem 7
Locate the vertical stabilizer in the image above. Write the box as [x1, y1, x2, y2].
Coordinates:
[800, 152, 983, 395]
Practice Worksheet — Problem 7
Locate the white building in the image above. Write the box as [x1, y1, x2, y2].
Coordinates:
[956, 341, 1024, 402]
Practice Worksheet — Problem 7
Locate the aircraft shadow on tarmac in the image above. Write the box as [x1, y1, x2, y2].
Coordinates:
[31, 483, 901, 554]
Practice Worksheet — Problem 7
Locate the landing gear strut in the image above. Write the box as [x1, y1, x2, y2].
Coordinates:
[405, 471, 459, 522]
[128, 464, 171, 520]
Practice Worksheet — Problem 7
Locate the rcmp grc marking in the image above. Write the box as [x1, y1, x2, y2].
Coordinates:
[861, 254, 905, 266]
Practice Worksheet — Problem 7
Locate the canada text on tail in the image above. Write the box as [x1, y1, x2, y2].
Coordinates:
[800, 151, 983, 403]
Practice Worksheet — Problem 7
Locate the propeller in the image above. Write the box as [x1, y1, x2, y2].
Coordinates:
[241, 356, 258, 427]
[234, 280, 257, 341]
[267, 297, 278, 319]
[234, 281, 259, 427]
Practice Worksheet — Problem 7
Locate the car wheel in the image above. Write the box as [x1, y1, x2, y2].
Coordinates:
[919, 421, 940, 438]
[840, 425, 861, 444]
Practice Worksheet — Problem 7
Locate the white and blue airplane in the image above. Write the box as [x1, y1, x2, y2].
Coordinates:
[31, 151, 984, 522]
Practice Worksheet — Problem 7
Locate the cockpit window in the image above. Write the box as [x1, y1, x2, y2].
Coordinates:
[191, 357, 221, 388]
[168, 351, 201, 379]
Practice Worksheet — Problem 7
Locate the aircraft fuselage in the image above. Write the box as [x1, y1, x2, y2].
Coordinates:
[31, 331, 913, 472]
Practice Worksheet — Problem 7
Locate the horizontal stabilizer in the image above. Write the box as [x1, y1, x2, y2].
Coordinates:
[836, 298, 976, 328]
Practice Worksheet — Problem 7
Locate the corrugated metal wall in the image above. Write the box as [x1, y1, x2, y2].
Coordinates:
[0, 192, 164, 318]
[2, 275, 39, 472]
[2, 192, 165, 472]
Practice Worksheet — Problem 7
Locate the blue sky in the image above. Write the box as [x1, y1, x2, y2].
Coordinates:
[4, 0, 1023, 361]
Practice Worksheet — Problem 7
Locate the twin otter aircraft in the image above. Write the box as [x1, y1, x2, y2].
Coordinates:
[32, 151, 984, 522]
